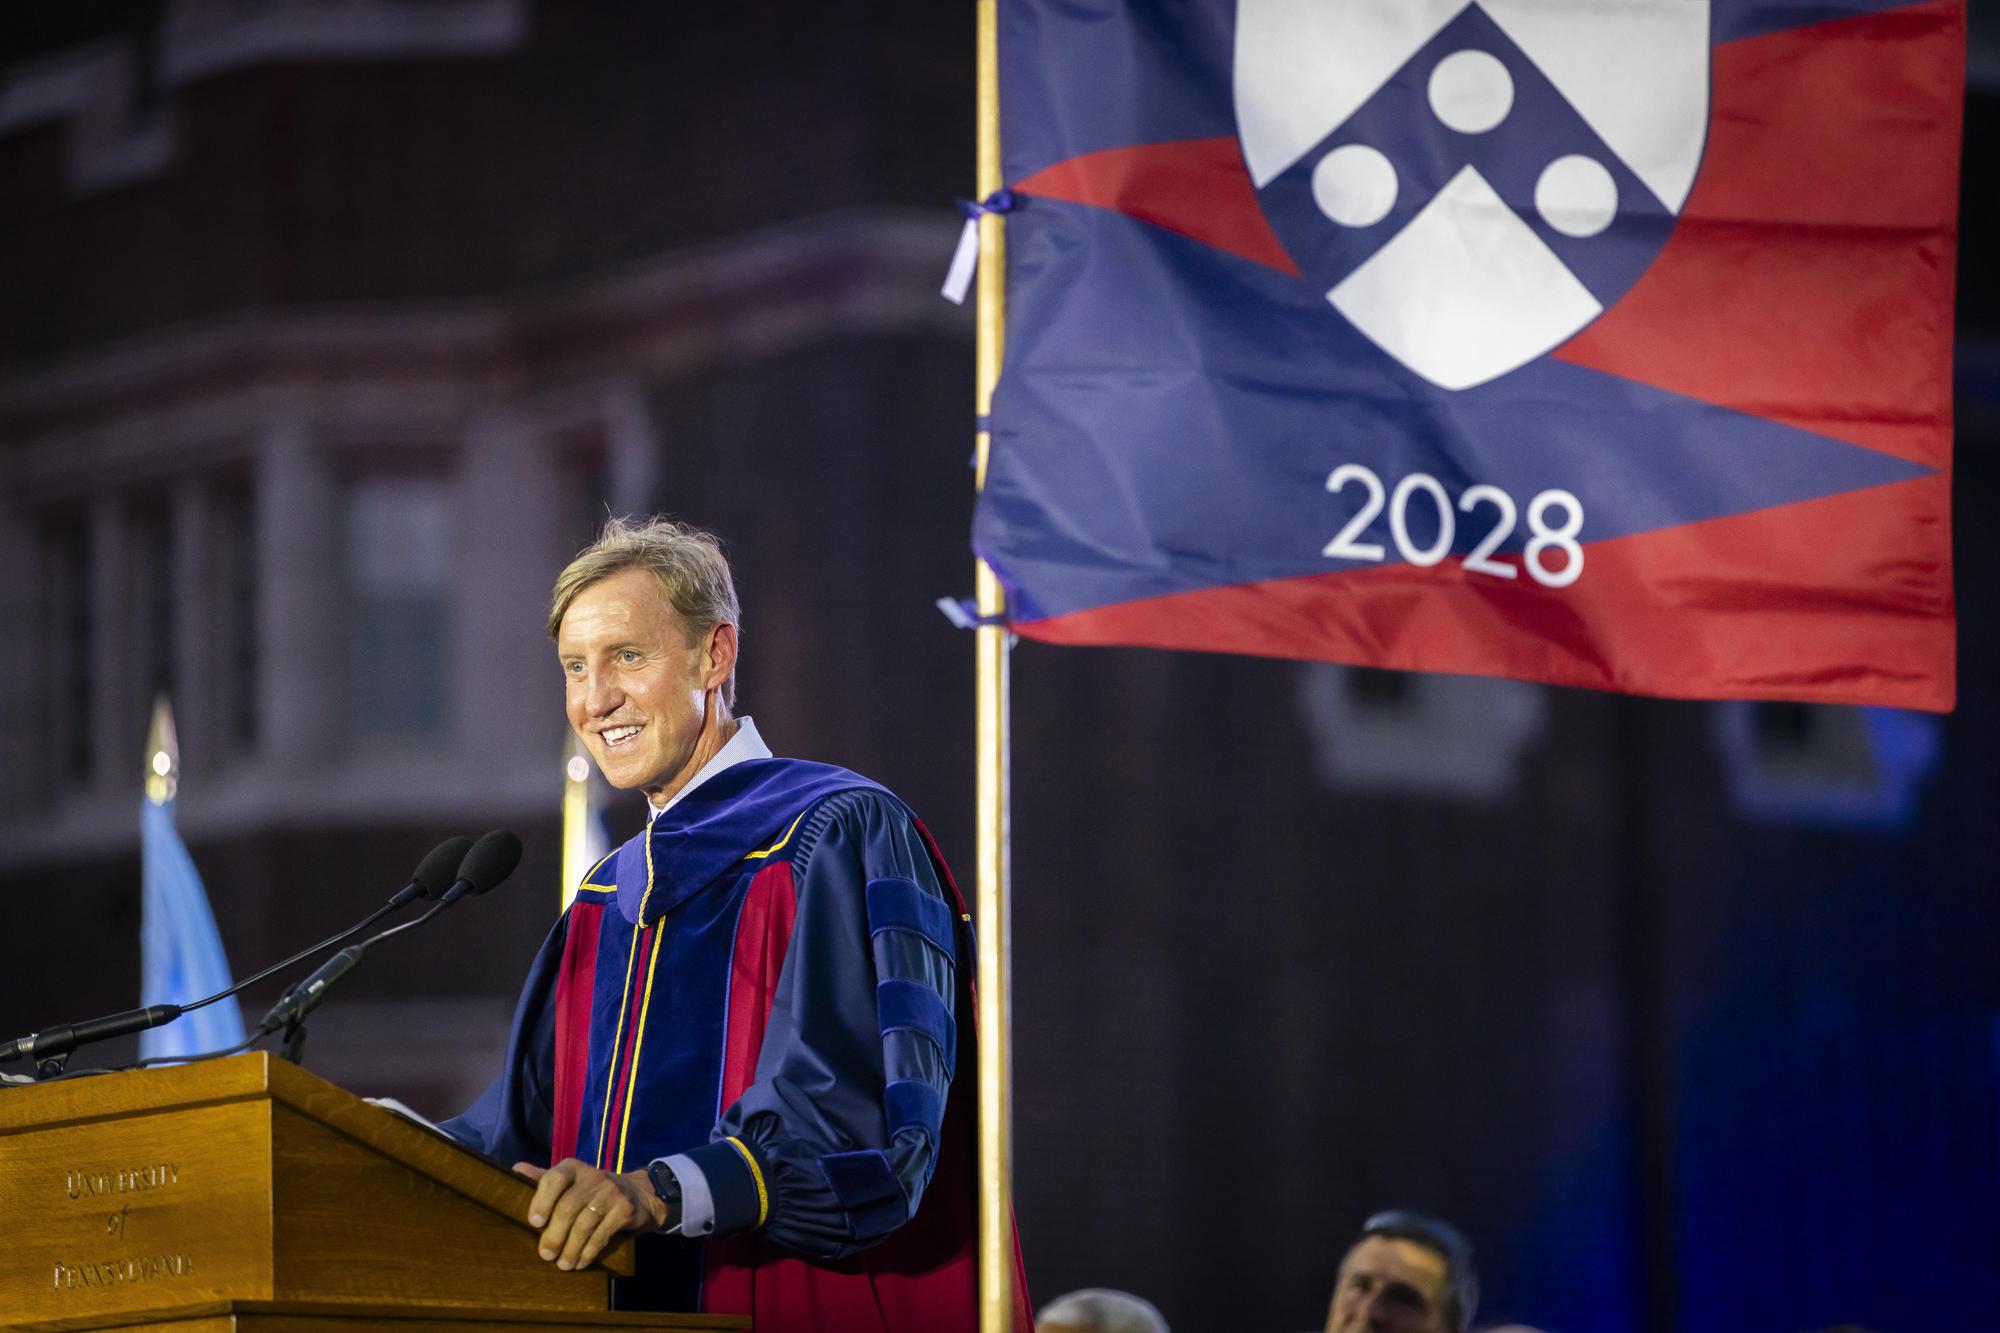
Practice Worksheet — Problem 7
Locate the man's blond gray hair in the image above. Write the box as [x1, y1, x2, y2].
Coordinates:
[548, 516, 741, 708]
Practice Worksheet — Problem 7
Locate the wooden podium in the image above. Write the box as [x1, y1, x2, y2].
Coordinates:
[0, 1054, 742, 1333]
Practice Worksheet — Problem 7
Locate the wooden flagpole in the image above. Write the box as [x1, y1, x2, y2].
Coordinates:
[560, 733, 592, 912]
[973, 2, 1015, 1330]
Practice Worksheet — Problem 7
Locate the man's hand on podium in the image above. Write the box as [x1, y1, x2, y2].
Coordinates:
[515, 1157, 671, 1272]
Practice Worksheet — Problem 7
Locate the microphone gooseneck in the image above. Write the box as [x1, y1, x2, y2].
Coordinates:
[258, 830, 523, 1038]
[0, 836, 478, 1070]
[184, 833, 476, 1016]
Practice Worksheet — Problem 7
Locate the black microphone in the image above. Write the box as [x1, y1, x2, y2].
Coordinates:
[256, 947, 366, 1036]
[434, 829, 524, 907]
[258, 830, 522, 1036]
[0, 836, 474, 1068]
[390, 835, 477, 908]
[0, 1006, 183, 1066]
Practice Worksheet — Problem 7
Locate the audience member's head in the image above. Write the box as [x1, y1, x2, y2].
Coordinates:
[1036, 1287, 1170, 1333]
[1323, 1209, 1477, 1333]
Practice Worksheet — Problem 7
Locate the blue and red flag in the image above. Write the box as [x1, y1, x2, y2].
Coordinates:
[973, 0, 1961, 710]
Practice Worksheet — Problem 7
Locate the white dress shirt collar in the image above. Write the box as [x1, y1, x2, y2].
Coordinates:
[647, 716, 771, 821]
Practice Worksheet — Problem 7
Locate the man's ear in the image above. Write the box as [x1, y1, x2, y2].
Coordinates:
[703, 622, 738, 693]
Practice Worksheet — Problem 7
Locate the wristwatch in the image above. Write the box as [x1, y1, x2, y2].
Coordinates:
[645, 1159, 684, 1234]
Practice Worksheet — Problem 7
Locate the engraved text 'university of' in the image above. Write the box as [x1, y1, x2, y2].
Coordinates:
[66, 1163, 181, 1200]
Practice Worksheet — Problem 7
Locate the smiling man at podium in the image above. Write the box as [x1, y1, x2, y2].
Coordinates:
[440, 518, 1026, 1333]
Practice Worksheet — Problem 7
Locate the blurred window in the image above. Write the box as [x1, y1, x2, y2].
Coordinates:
[211, 478, 260, 753]
[557, 431, 610, 556]
[38, 513, 92, 788]
[1296, 661, 1548, 802]
[128, 500, 175, 708]
[1709, 700, 1941, 829]
[346, 474, 450, 738]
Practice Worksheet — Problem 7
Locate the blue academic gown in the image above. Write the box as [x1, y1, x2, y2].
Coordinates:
[443, 757, 1029, 1330]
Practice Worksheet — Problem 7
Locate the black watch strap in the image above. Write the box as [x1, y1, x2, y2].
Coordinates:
[645, 1159, 684, 1234]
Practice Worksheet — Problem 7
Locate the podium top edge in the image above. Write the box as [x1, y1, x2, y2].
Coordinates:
[0, 1051, 279, 1132]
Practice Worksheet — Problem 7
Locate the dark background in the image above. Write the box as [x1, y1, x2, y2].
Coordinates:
[2, 4, 1996, 1331]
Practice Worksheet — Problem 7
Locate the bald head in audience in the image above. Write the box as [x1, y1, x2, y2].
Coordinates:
[1036, 1288, 1169, 1333]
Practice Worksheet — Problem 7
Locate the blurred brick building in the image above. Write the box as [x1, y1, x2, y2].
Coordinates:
[0, 0, 973, 1105]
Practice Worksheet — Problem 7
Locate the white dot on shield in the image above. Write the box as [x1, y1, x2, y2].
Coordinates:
[1429, 49, 1513, 134]
[1312, 144, 1398, 228]
[1535, 154, 1619, 237]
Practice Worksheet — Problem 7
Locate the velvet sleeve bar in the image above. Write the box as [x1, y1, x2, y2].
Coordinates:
[706, 789, 957, 1260]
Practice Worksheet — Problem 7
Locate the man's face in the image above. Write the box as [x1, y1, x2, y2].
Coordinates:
[558, 567, 726, 801]
[1325, 1235, 1453, 1333]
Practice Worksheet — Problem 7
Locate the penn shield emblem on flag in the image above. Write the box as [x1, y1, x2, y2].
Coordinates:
[1236, 0, 1708, 390]
[974, 0, 1961, 710]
